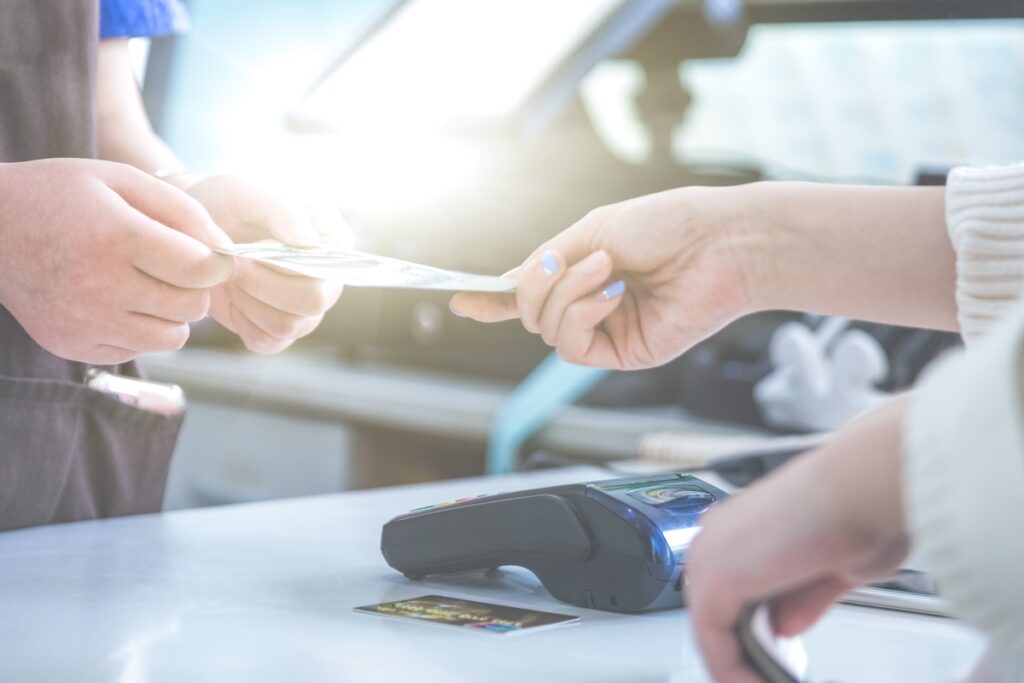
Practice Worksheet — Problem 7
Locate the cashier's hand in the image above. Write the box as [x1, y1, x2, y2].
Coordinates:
[449, 187, 755, 369]
[685, 399, 911, 683]
[184, 175, 349, 354]
[0, 159, 233, 365]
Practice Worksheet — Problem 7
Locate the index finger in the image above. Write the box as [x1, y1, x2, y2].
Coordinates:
[130, 214, 234, 289]
[450, 264, 523, 322]
[109, 166, 232, 249]
[451, 205, 609, 324]
[523, 208, 607, 268]
[449, 292, 518, 322]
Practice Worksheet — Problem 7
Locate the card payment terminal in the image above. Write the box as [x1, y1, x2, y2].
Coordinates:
[381, 473, 726, 613]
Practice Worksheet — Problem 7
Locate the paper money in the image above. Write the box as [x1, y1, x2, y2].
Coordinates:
[215, 241, 516, 293]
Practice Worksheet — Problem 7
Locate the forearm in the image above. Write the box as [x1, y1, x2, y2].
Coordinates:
[97, 109, 182, 177]
[95, 40, 194, 189]
[731, 182, 956, 331]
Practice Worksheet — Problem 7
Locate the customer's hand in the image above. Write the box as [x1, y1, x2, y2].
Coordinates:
[685, 399, 910, 683]
[450, 187, 759, 369]
[0, 159, 233, 365]
[184, 175, 349, 354]
[452, 181, 957, 369]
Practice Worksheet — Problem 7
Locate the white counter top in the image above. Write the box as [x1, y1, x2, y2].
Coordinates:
[0, 466, 983, 682]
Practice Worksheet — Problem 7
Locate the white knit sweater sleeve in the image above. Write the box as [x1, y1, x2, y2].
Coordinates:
[945, 165, 1024, 344]
[903, 165, 1024, 682]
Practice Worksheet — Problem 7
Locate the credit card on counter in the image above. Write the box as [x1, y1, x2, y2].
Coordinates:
[215, 241, 516, 293]
[354, 595, 579, 635]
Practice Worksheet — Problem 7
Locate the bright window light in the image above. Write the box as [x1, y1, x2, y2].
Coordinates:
[297, 0, 626, 133]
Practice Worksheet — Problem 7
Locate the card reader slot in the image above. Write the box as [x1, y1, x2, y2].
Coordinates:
[382, 494, 594, 576]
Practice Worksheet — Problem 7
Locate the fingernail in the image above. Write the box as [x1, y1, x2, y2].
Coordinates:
[601, 280, 626, 300]
[449, 301, 466, 318]
[541, 250, 559, 276]
[580, 250, 608, 275]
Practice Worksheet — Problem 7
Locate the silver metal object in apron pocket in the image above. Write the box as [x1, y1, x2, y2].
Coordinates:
[85, 369, 185, 417]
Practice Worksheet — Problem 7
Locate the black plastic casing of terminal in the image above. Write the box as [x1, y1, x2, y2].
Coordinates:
[380, 475, 725, 613]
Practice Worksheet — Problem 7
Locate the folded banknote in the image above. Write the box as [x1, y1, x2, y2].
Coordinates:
[215, 241, 516, 293]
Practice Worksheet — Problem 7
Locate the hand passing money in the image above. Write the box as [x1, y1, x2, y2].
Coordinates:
[215, 241, 517, 293]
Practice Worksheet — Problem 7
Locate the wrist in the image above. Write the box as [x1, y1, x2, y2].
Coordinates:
[734, 182, 808, 312]
[684, 182, 797, 315]
[710, 181, 872, 316]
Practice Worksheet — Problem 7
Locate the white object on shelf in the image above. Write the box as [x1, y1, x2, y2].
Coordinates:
[754, 318, 888, 433]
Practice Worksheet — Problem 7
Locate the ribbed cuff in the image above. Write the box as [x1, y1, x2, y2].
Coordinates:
[946, 164, 1024, 345]
[904, 304, 1024, 681]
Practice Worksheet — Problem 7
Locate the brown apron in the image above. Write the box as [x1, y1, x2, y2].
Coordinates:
[0, 0, 183, 530]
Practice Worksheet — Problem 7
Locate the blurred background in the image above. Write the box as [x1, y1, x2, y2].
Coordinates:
[136, 0, 1024, 509]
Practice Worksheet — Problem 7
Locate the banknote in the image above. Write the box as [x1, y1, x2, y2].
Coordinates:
[214, 241, 516, 293]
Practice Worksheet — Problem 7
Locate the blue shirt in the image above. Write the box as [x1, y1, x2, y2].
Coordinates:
[100, 0, 190, 39]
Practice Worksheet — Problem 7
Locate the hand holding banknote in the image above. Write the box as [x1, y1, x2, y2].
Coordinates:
[185, 175, 349, 354]
[0, 159, 232, 364]
[449, 187, 756, 369]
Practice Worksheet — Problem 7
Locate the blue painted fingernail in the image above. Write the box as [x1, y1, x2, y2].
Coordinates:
[541, 250, 559, 275]
[601, 280, 626, 300]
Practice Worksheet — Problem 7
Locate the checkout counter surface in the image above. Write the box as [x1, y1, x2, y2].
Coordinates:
[0, 466, 983, 682]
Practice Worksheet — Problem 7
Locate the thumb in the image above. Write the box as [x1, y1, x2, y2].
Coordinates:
[527, 207, 607, 269]
[226, 179, 320, 247]
[771, 576, 853, 637]
[110, 166, 232, 249]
